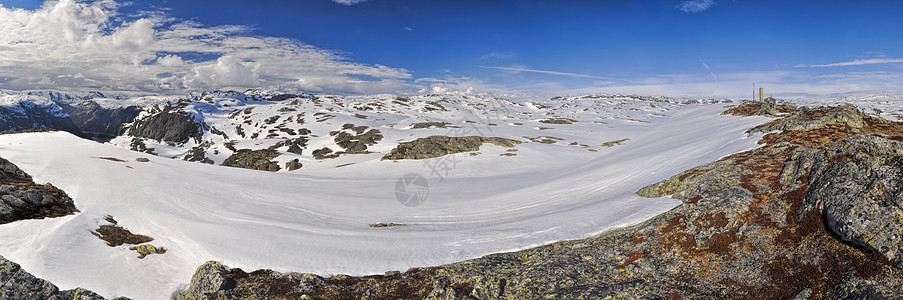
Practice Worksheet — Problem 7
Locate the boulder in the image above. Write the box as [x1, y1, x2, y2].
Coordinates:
[798, 134, 903, 267]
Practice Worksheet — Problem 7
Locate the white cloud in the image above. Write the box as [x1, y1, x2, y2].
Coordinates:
[480, 51, 516, 60]
[481, 65, 609, 79]
[797, 58, 903, 68]
[155, 54, 185, 67]
[678, 0, 716, 13]
[185, 55, 259, 89]
[0, 0, 414, 94]
[332, 0, 368, 6]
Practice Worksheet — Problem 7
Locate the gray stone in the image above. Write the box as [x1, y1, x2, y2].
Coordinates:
[799, 134, 903, 266]
[174, 261, 229, 300]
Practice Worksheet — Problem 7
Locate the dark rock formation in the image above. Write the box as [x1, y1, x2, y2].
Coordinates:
[126, 106, 204, 145]
[312, 147, 339, 160]
[1, 255, 125, 299]
[183, 145, 214, 164]
[0, 102, 83, 137]
[268, 137, 308, 155]
[0, 157, 78, 224]
[539, 117, 577, 124]
[221, 149, 281, 172]
[59, 101, 140, 142]
[285, 159, 303, 171]
[331, 124, 383, 154]
[382, 136, 521, 160]
[128, 138, 155, 155]
[410, 122, 455, 129]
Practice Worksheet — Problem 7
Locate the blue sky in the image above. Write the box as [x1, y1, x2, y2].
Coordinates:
[1, 0, 903, 98]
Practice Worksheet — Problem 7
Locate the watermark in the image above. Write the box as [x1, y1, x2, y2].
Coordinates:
[393, 96, 517, 206]
[394, 173, 430, 207]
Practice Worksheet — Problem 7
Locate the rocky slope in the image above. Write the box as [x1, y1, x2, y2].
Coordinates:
[59, 101, 140, 142]
[0, 155, 79, 224]
[174, 101, 903, 299]
[0, 153, 115, 299]
[0, 95, 83, 136]
[1, 255, 121, 300]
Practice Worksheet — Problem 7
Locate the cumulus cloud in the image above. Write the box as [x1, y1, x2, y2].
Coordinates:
[331, 0, 368, 6]
[0, 0, 413, 93]
[678, 0, 716, 13]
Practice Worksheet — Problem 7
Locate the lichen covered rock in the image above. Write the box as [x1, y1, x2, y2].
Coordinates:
[750, 104, 884, 133]
[797, 134, 903, 267]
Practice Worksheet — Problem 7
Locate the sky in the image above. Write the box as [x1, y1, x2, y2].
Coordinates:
[1, 0, 903, 98]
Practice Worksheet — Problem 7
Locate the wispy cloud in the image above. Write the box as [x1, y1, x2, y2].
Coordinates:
[702, 62, 717, 81]
[0, 0, 412, 94]
[678, 0, 716, 13]
[480, 51, 516, 60]
[796, 58, 903, 68]
[332, 0, 368, 6]
[480, 66, 608, 79]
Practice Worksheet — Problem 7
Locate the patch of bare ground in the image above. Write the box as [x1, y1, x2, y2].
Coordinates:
[92, 216, 154, 247]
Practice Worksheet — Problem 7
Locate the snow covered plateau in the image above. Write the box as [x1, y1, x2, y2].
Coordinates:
[1, 90, 902, 299]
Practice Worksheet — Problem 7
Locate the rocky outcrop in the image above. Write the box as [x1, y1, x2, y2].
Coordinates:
[0, 157, 78, 224]
[59, 101, 140, 142]
[285, 159, 303, 171]
[749, 104, 883, 133]
[330, 124, 383, 154]
[382, 136, 521, 160]
[722, 99, 798, 117]
[221, 149, 281, 172]
[173, 261, 435, 300]
[790, 134, 903, 268]
[1, 255, 124, 299]
[126, 106, 204, 145]
[539, 117, 577, 124]
[183, 145, 214, 164]
[175, 104, 903, 299]
[128, 138, 156, 155]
